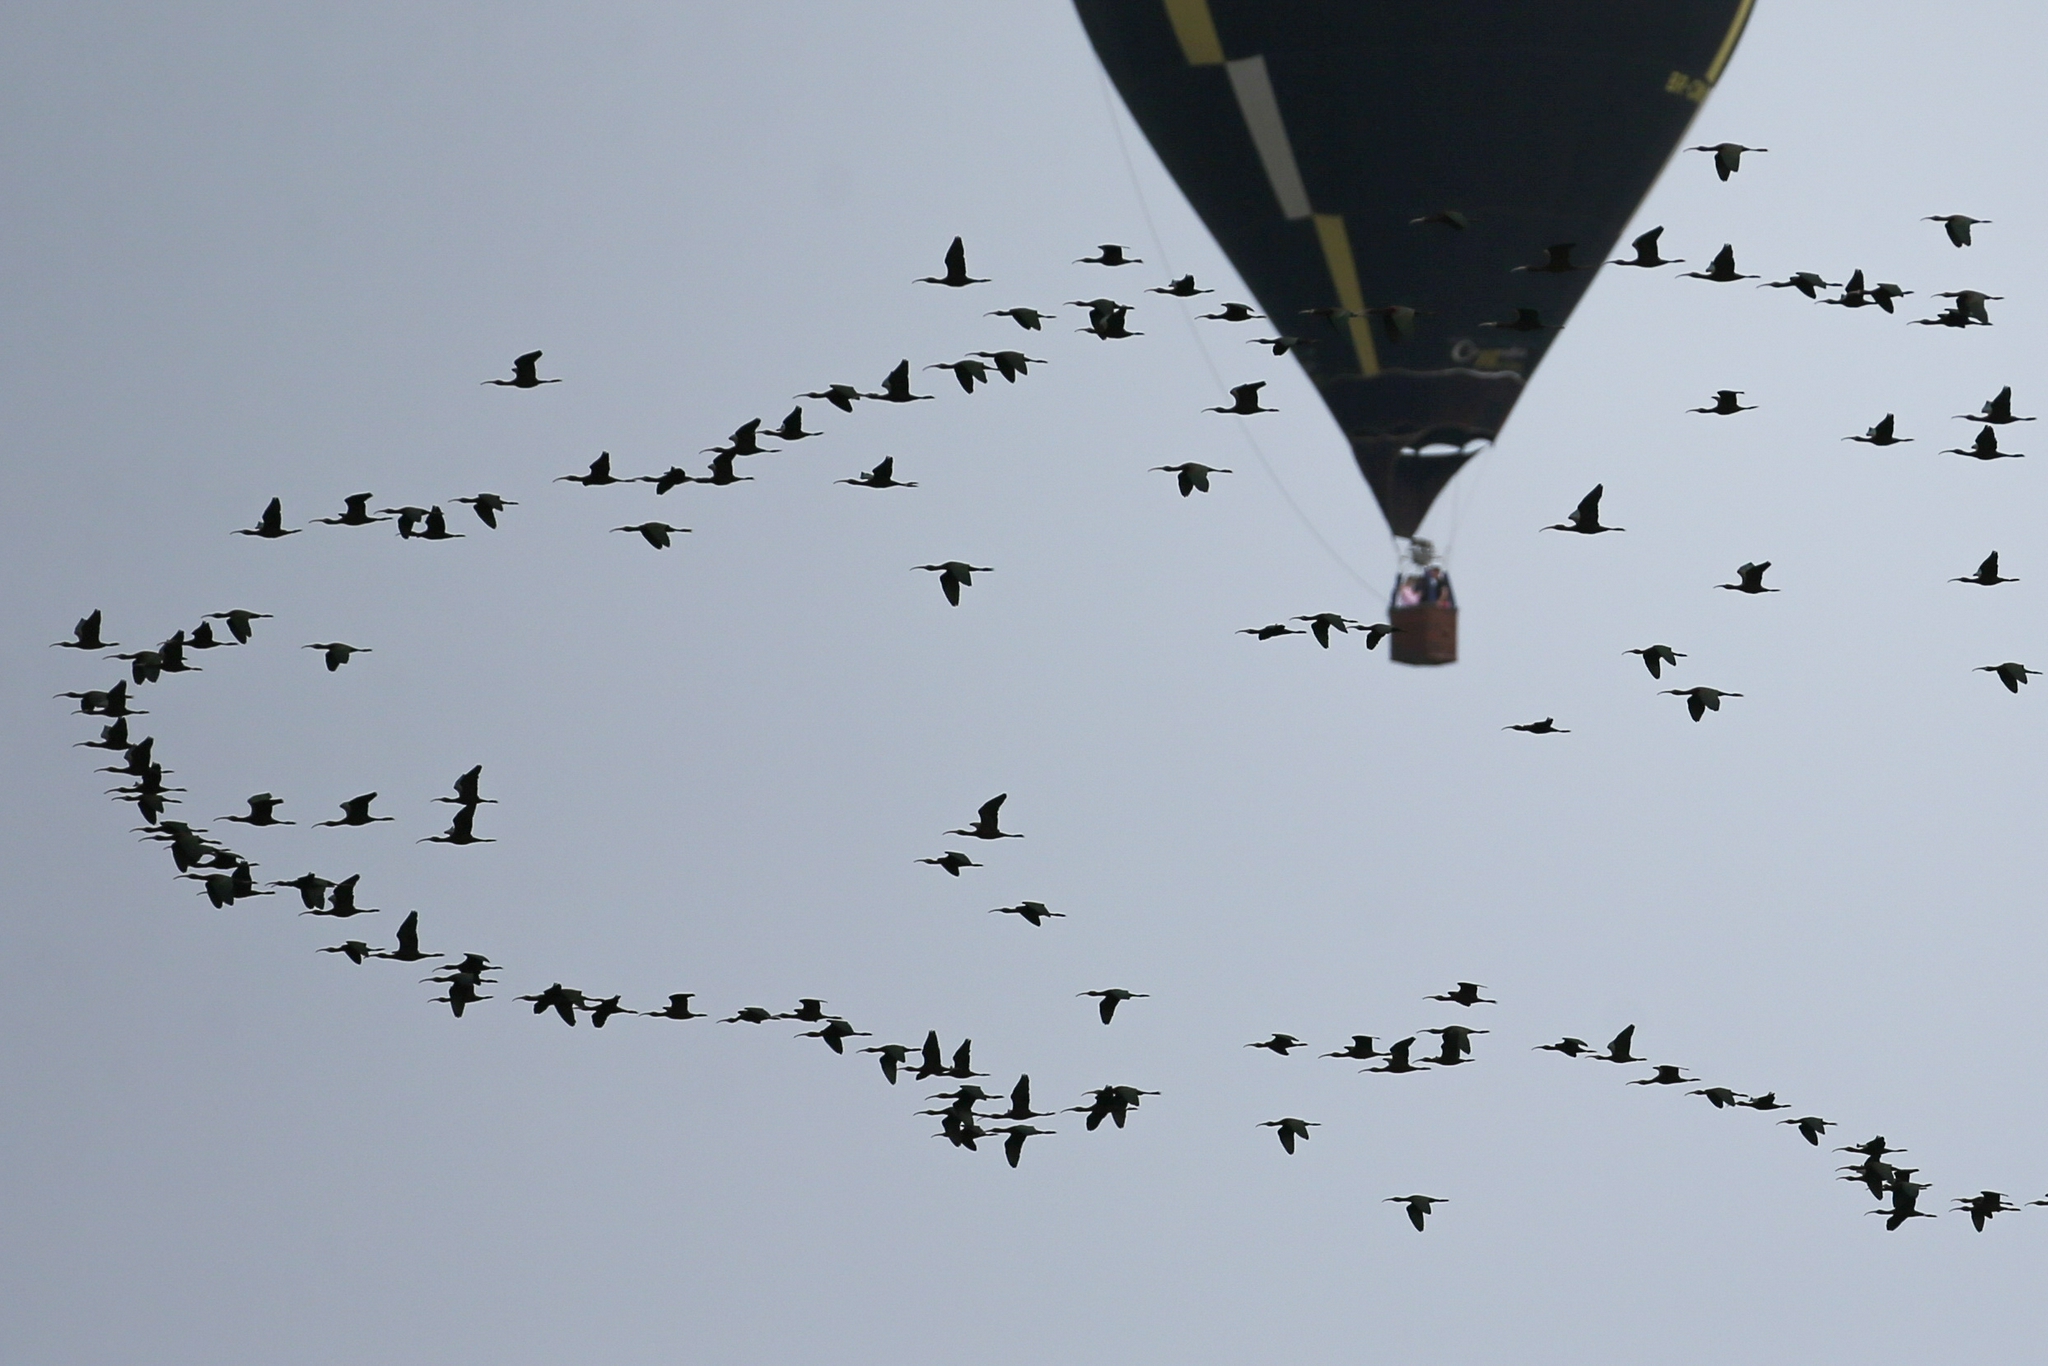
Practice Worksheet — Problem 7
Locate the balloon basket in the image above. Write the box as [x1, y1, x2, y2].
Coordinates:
[1389, 603, 1457, 666]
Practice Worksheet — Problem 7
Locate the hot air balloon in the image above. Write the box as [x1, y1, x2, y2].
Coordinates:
[1074, 1, 1756, 663]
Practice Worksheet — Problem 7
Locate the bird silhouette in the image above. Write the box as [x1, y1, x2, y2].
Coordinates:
[1360, 623, 1401, 650]
[587, 993, 634, 1026]
[1505, 718, 1567, 734]
[1596, 1025, 1639, 1063]
[967, 350, 1047, 383]
[1625, 645, 1686, 679]
[1844, 414, 1910, 446]
[1534, 1037, 1591, 1058]
[1152, 462, 1231, 496]
[205, 612, 267, 650]
[646, 994, 703, 1022]
[309, 873, 378, 918]
[1739, 1092, 1788, 1112]
[916, 850, 982, 876]
[523, 984, 589, 1025]
[54, 610, 113, 651]
[420, 804, 492, 846]
[1428, 982, 1495, 1006]
[1365, 1037, 1427, 1074]
[1780, 1116, 1831, 1146]
[453, 493, 516, 528]
[185, 621, 227, 651]
[917, 236, 987, 287]
[1662, 686, 1743, 722]
[1246, 1034, 1306, 1055]
[1387, 1195, 1446, 1231]
[432, 766, 494, 807]
[413, 506, 461, 540]
[989, 900, 1063, 926]
[314, 494, 387, 527]
[1953, 1191, 2021, 1232]
[915, 562, 991, 607]
[798, 1019, 870, 1053]
[1323, 1036, 1382, 1060]
[1953, 552, 2016, 586]
[234, 497, 298, 539]
[1759, 270, 1836, 298]
[316, 794, 391, 828]
[304, 642, 369, 672]
[721, 1006, 775, 1025]
[1079, 988, 1148, 1024]
[374, 910, 440, 963]
[1688, 142, 1766, 180]
[1260, 1118, 1320, 1154]
[991, 1125, 1055, 1168]
[927, 358, 991, 393]
[910, 1032, 946, 1080]
[1245, 333, 1310, 356]
[383, 506, 429, 539]
[703, 419, 774, 456]
[1239, 623, 1305, 641]
[1718, 562, 1779, 594]
[765, 406, 821, 442]
[1611, 227, 1682, 268]
[1925, 214, 1989, 248]
[1292, 613, 1365, 648]
[797, 383, 863, 413]
[613, 522, 689, 549]
[1823, 270, 1875, 309]
[1680, 244, 1757, 282]
[949, 794, 1021, 840]
[557, 453, 628, 486]
[1543, 485, 1622, 534]
[219, 794, 290, 827]
[1689, 1087, 1742, 1109]
[1934, 288, 1999, 325]
[1976, 662, 2039, 693]
[1206, 381, 1276, 416]
[1069, 1084, 1157, 1130]
[318, 940, 373, 965]
[1077, 244, 1140, 266]
[1689, 390, 1755, 415]
[838, 457, 916, 489]
[1513, 242, 1587, 274]
[1076, 304, 1142, 339]
[1959, 386, 2033, 425]
[1148, 274, 1212, 297]
[1422, 1025, 1488, 1059]
[481, 351, 559, 387]
[986, 307, 1053, 330]
[865, 360, 932, 404]
[433, 971, 491, 1018]
[1198, 301, 1262, 322]
[1946, 426, 2023, 460]
[859, 1042, 911, 1083]
[1868, 281, 1913, 314]
[1628, 1064, 1697, 1086]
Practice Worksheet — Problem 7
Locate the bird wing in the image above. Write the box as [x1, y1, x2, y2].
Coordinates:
[977, 794, 1006, 826]
[945, 236, 967, 275]
[1608, 1024, 1635, 1055]
[1573, 485, 1603, 525]
[1710, 244, 1736, 273]
[395, 910, 420, 956]
[513, 351, 542, 381]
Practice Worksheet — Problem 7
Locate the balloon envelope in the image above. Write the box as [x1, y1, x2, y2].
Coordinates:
[1073, 0, 1757, 536]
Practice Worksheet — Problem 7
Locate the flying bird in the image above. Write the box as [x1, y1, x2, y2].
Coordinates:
[948, 794, 1021, 840]
[453, 493, 516, 528]
[373, 910, 440, 963]
[1248, 334, 1312, 355]
[1428, 982, 1495, 1006]
[1625, 645, 1686, 679]
[1689, 390, 1754, 415]
[1206, 382, 1274, 416]
[967, 350, 1047, 383]
[797, 383, 863, 413]
[766, 406, 820, 441]
[613, 522, 689, 549]
[1198, 302, 1262, 322]
[1478, 307, 1555, 332]
[1596, 1026, 1640, 1063]
[233, 497, 299, 539]
[916, 851, 982, 877]
[314, 494, 387, 527]
[1945, 426, 2023, 460]
[1611, 227, 1682, 268]
[1953, 552, 2017, 586]
[1687, 142, 1766, 180]
[556, 453, 628, 486]
[1535, 1037, 1592, 1058]
[1759, 271, 1836, 298]
[865, 360, 933, 404]
[985, 307, 1053, 330]
[927, 358, 992, 393]
[1926, 214, 1989, 248]
[219, 793, 291, 827]
[1513, 242, 1587, 274]
[1958, 386, 2033, 425]
[1259, 1118, 1320, 1154]
[1843, 414, 1909, 446]
[1292, 613, 1364, 648]
[1152, 462, 1231, 496]
[1148, 275, 1212, 297]
[1543, 485, 1622, 534]
[1628, 1064, 1698, 1086]
[1780, 1116, 1832, 1146]
[1689, 1087, 1743, 1109]
[989, 901, 1063, 926]
[1079, 988, 1148, 1024]
[1976, 662, 2039, 693]
[1245, 1034, 1307, 1055]
[837, 457, 916, 489]
[1662, 686, 1743, 722]
[1718, 562, 1779, 594]
[1680, 244, 1757, 283]
[1504, 718, 1568, 734]
[481, 351, 559, 387]
[917, 236, 987, 287]
[1076, 244, 1141, 266]
[419, 804, 492, 846]
[53, 610, 113, 651]
[915, 562, 991, 607]
[1364, 1038, 1427, 1074]
[316, 794, 391, 829]
[646, 994, 703, 1022]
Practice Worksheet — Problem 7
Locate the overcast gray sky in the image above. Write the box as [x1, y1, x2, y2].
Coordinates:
[9, 3, 2048, 1362]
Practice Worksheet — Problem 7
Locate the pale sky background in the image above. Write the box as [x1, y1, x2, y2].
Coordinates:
[8, 3, 2048, 1363]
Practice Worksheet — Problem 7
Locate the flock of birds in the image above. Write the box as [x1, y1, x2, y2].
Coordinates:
[51, 145, 2040, 1232]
